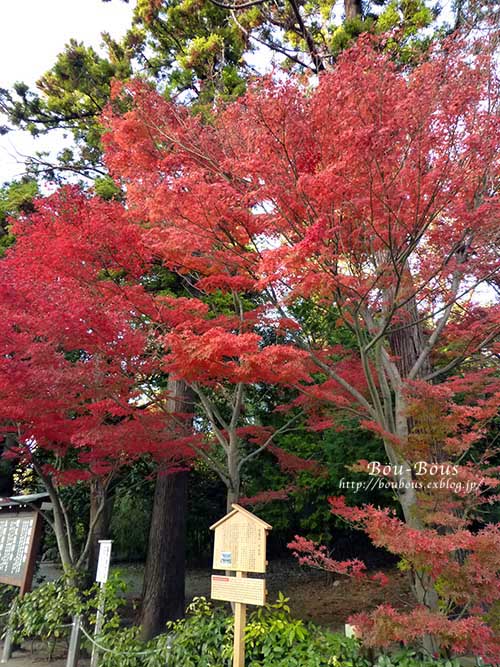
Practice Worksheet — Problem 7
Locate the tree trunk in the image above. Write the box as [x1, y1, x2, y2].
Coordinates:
[344, 0, 362, 20]
[140, 468, 188, 640]
[37, 470, 76, 583]
[226, 440, 241, 512]
[88, 478, 113, 579]
[388, 289, 431, 379]
[140, 378, 193, 640]
[387, 306, 439, 655]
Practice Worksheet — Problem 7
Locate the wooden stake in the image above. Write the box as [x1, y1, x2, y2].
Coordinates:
[66, 615, 82, 667]
[1, 598, 18, 664]
[90, 583, 105, 667]
[233, 572, 246, 667]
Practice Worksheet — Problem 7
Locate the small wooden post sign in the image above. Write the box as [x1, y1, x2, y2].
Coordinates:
[0, 495, 46, 665]
[210, 504, 271, 667]
[0, 509, 42, 595]
[90, 540, 113, 667]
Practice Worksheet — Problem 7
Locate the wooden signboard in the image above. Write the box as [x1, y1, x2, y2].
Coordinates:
[210, 505, 271, 667]
[211, 503, 271, 573]
[211, 575, 266, 606]
[0, 511, 42, 595]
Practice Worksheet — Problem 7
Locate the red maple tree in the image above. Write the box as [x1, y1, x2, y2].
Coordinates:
[1, 29, 499, 657]
[0, 190, 193, 574]
[97, 33, 500, 658]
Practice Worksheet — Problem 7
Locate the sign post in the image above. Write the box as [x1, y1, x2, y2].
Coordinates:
[0, 498, 45, 664]
[210, 504, 271, 667]
[0, 511, 43, 593]
[90, 540, 113, 667]
[233, 572, 246, 667]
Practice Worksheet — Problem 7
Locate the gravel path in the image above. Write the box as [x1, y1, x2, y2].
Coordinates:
[0, 645, 89, 666]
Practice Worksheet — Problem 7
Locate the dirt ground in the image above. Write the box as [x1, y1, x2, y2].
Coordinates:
[116, 558, 414, 631]
[0, 650, 85, 666]
[211, 559, 413, 631]
[39, 558, 414, 631]
[289, 570, 413, 630]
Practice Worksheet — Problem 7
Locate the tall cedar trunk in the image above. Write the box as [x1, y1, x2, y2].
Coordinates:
[389, 311, 431, 379]
[88, 478, 113, 579]
[140, 378, 192, 640]
[140, 468, 188, 640]
[344, 0, 362, 20]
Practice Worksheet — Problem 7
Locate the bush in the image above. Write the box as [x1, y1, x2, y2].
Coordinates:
[5, 586, 471, 667]
[9, 571, 127, 656]
[11, 579, 81, 644]
[0, 584, 17, 634]
[95, 595, 370, 667]
[91, 595, 361, 667]
[243, 593, 365, 667]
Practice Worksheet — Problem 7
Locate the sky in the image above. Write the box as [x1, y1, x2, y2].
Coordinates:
[0, 0, 136, 184]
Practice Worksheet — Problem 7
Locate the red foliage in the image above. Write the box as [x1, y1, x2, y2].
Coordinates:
[289, 496, 500, 661]
[1, 29, 499, 658]
[288, 535, 366, 578]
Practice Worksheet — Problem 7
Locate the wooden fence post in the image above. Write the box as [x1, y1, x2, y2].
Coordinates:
[1, 599, 18, 664]
[66, 615, 82, 667]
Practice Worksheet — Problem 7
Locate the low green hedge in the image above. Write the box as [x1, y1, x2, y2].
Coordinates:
[2, 579, 467, 667]
[95, 595, 463, 667]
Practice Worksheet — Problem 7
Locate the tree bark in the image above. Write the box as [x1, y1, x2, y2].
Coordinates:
[344, 0, 362, 20]
[87, 478, 113, 579]
[386, 298, 439, 654]
[226, 438, 241, 512]
[140, 468, 188, 640]
[140, 378, 193, 640]
[33, 464, 76, 583]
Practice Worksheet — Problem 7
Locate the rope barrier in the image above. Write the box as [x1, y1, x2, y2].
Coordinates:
[0, 617, 74, 628]
[80, 624, 169, 658]
[1, 612, 174, 661]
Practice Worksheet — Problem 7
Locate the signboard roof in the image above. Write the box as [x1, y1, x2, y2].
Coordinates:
[210, 504, 272, 531]
[0, 493, 50, 509]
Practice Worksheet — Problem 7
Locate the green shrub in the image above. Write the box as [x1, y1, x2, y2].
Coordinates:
[0, 584, 16, 614]
[244, 593, 366, 667]
[9, 570, 127, 655]
[373, 654, 461, 667]
[11, 578, 81, 644]
[5, 586, 476, 667]
[89, 595, 365, 667]
[93, 626, 171, 667]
